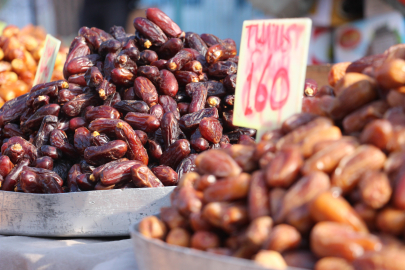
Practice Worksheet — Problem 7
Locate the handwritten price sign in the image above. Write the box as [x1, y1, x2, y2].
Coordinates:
[33, 34, 61, 86]
[233, 18, 311, 139]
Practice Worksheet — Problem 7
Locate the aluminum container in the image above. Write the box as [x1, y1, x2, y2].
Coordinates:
[0, 187, 174, 237]
[130, 222, 306, 270]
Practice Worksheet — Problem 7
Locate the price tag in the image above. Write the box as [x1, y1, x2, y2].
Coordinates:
[33, 34, 61, 86]
[233, 18, 312, 140]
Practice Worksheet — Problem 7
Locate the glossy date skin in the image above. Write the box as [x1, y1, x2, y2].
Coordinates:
[84, 140, 128, 166]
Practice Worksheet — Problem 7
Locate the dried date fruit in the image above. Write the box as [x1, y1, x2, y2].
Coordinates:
[331, 145, 386, 193]
[134, 76, 158, 106]
[266, 145, 303, 188]
[131, 163, 164, 187]
[138, 216, 167, 240]
[133, 17, 168, 46]
[138, 50, 158, 66]
[98, 160, 140, 186]
[195, 149, 241, 178]
[161, 112, 180, 149]
[124, 112, 160, 133]
[115, 121, 148, 165]
[310, 221, 381, 261]
[84, 140, 128, 166]
[185, 32, 208, 56]
[158, 38, 184, 60]
[158, 69, 178, 97]
[167, 49, 193, 72]
[151, 165, 178, 186]
[310, 191, 369, 233]
[160, 139, 190, 169]
[146, 8, 182, 38]
[199, 117, 223, 144]
[2, 159, 29, 191]
[176, 153, 197, 179]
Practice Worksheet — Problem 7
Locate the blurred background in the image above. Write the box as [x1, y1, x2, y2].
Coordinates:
[0, 0, 405, 64]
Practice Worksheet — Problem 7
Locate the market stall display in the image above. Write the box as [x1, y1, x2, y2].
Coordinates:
[0, 7, 250, 195]
[0, 24, 66, 105]
[134, 44, 405, 270]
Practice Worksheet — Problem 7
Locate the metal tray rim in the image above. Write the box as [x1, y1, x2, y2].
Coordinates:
[129, 221, 307, 270]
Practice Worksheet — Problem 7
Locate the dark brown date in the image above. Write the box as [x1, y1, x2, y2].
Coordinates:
[208, 61, 237, 79]
[185, 32, 208, 56]
[0, 155, 13, 178]
[66, 54, 100, 75]
[159, 95, 180, 120]
[2, 159, 29, 191]
[158, 69, 179, 97]
[188, 83, 208, 113]
[179, 107, 219, 131]
[84, 66, 103, 87]
[161, 112, 180, 149]
[49, 129, 78, 158]
[85, 105, 120, 122]
[134, 76, 159, 106]
[148, 139, 163, 161]
[68, 73, 87, 86]
[76, 173, 95, 191]
[88, 118, 124, 137]
[69, 117, 87, 131]
[158, 38, 184, 60]
[34, 156, 53, 170]
[98, 39, 122, 55]
[160, 139, 191, 169]
[200, 33, 221, 47]
[147, 104, 163, 122]
[100, 160, 141, 185]
[174, 71, 199, 85]
[3, 136, 38, 165]
[74, 127, 91, 155]
[3, 123, 24, 138]
[115, 121, 149, 165]
[137, 65, 160, 85]
[62, 92, 100, 117]
[124, 112, 160, 133]
[113, 100, 149, 114]
[176, 153, 197, 179]
[39, 145, 61, 160]
[34, 115, 58, 148]
[22, 103, 60, 131]
[131, 163, 164, 187]
[151, 165, 178, 186]
[133, 17, 168, 46]
[151, 59, 168, 70]
[20, 170, 41, 193]
[3, 143, 25, 164]
[182, 60, 203, 75]
[199, 117, 223, 144]
[32, 95, 50, 111]
[206, 43, 237, 64]
[84, 140, 128, 166]
[64, 36, 90, 79]
[138, 50, 159, 66]
[146, 7, 182, 38]
[90, 131, 110, 146]
[190, 128, 210, 152]
[167, 49, 193, 72]
[111, 68, 135, 86]
[178, 102, 190, 115]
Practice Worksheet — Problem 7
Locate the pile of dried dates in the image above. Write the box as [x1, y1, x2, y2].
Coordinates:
[138, 44, 405, 270]
[0, 7, 253, 193]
